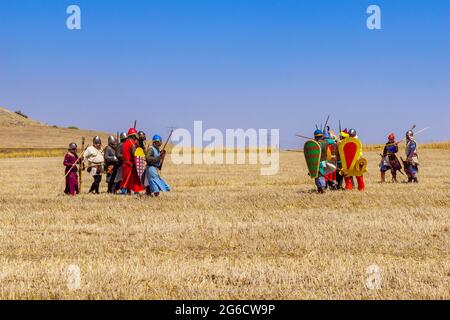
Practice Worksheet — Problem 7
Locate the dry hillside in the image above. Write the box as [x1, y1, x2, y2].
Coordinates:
[0, 107, 111, 149]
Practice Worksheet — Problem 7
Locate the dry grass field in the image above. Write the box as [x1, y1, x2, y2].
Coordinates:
[0, 149, 448, 300]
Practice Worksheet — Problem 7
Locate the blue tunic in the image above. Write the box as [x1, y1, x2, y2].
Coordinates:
[146, 146, 171, 193]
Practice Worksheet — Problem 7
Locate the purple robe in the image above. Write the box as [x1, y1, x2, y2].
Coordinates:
[64, 152, 79, 195]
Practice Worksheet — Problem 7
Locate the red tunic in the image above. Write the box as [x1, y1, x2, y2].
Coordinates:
[120, 139, 144, 192]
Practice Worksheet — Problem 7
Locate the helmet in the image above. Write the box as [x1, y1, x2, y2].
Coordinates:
[340, 131, 349, 139]
[93, 136, 102, 145]
[388, 133, 395, 141]
[349, 129, 357, 137]
[108, 135, 117, 146]
[119, 132, 128, 142]
[68, 142, 77, 151]
[138, 131, 147, 140]
[406, 130, 414, 139]
[323, 131, 331, 139]
[127, 128, 138, 137]
[153, 134, 162, 142]
[314, 129, 323, 138]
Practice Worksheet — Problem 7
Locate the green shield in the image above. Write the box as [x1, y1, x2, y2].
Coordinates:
[304, 140, 322, 179]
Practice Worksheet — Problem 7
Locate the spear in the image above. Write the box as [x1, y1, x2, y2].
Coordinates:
[415, 127, 429, 136]
[79, 137, 85, 191]
[396, 127, 429, 145]
[133, 120, 137, 129]
[64, 151, 86, 178]
[295, 134, 314, 140]
[159, 129, 175, 171]
[65, 141, 89, 179]
[324, 115, 330, 132]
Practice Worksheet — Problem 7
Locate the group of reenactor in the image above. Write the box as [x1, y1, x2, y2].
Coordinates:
[379, 129, 420, 184]
[64, 122, 422, 196]
[303, 123, 421, 194]
[63, 128, 171, 196]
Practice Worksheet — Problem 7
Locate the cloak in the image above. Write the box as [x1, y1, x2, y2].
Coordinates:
[120, 139, 144, 192]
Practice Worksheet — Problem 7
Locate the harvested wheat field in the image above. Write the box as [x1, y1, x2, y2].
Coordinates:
[0, 150, 449, 300]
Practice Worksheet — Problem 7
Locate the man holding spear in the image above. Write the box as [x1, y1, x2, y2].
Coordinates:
[63, 142, 82, 196]
[404, 128, 420, 183]
[145, 132, 172, 197]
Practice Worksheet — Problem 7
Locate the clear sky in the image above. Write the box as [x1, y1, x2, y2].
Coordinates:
[0, 0, 449, 148]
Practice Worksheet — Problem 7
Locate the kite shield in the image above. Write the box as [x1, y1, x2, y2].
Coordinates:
[338, 137, 367, 176]
[134, 147, 146, 183]
[304, 140, 322, 179]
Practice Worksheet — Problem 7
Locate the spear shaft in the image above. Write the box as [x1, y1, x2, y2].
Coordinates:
[79, 137, 85, 190]
[159, 129, 174, 172]
[65, 142, 89, 178]
[295, 134, 314, 140]
[396, 127, 429, 145]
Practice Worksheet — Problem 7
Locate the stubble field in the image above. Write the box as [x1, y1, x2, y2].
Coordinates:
[0, 150, 449, 299]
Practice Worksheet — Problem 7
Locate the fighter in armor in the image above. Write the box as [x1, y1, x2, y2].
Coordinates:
[64, 143, 80, 196]
[335, 130, 349, 189]
[379, 133, 401, 183]
[313, 129, 329, 194]
[114, 132, 128, 191]
[120, 128, 144, 194]
[323, 129, 338, 190]
[138, 131, 148, 153]
[104, 136, 120, 193]
[145, 134, 172, 197]
[84, 136, 105, 194]
[344, 129, 365, 191]
[404, 130, 419, 183]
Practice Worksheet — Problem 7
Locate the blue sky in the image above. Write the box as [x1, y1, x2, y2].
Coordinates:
[0, 0, 449, 147]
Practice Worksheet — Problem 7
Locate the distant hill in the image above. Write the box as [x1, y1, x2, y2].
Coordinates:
[0, 107, 111, 149]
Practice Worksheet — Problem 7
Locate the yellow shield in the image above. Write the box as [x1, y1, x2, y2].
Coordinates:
[338, 137, 367, 176]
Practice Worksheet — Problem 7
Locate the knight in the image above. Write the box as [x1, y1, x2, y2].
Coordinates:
[83, 136, 105, 194]
[313, 129, 329, 194]
[104, 135, 119, 193]
[379, 133, 401, 183]
[404, 130, 419, 183]
[322, 129, 338, 190]
[343, 129, 365, 191]
[113, 132, 128, 192]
